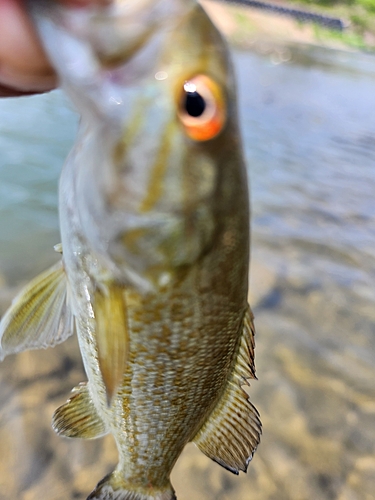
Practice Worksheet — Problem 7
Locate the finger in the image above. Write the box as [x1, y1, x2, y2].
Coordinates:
[0, 82, 47, 97]
[0, 0, 113, 97]
[0, 0, 56, 95]
[59, 0, 112, 6]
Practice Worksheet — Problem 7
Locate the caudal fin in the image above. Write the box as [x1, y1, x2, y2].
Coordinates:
[87, 472, 176, 500]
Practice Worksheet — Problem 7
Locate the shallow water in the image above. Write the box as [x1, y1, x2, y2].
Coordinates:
[0, 92, 77, 284]
[0, 42, 374, 500]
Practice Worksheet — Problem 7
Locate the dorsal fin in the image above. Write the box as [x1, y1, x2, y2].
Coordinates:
[0, 260, 74, 361]
[192, 306, 261, 474]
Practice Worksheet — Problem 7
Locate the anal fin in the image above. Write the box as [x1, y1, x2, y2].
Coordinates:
[192, 306, 261, 474]
[52, 382, 108, 439]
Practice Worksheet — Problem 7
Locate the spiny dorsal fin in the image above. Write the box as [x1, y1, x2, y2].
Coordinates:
[52, 382, 107, 439]
[0, 260, 74, 361]
[95, 283, 129, 406]
[192, 306, 261, 474]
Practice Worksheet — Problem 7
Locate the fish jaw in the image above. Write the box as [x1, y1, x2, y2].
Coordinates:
[29, 0, 196, 100]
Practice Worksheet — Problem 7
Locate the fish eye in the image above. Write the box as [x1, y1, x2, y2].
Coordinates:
[177, 75, 226, 141]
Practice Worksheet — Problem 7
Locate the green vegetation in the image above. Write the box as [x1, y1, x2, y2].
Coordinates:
[290, 0, 375, 50]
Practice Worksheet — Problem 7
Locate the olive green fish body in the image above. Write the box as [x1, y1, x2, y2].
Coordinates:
[0, 1, 261, 499]
[58, 112, 252, 491]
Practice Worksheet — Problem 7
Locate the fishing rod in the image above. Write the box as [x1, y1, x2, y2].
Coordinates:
[219, 0, 348, 31]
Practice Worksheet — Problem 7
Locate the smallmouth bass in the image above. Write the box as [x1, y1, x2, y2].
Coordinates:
[0, 1, 261, 499]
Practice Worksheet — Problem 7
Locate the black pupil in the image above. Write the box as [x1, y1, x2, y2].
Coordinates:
[184, 91, 206, 117]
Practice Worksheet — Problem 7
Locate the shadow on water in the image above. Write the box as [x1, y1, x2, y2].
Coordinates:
[0, 41, 374, 499]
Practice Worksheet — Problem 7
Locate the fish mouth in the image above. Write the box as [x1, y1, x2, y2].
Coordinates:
[85, 0, 179, 67]
[34, 0, 195, 73]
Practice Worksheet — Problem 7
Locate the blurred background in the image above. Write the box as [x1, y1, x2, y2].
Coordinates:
[0, 1, 374, 499]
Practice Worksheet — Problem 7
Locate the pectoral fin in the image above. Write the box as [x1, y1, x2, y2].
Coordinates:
[0, 260, 74, 361]
[53, 382, 107, 439]
[192, 306, 261, 474]
[95, 283, 129, 406]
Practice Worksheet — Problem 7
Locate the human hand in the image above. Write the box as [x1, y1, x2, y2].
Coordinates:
[0, 0, 111, 97]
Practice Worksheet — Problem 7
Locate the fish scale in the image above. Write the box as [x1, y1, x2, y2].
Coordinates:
[0, 1, 261, 499]
[90, 247, 248, 485]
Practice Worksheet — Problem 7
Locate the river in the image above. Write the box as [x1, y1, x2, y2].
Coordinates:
[0, 40, 374, 500]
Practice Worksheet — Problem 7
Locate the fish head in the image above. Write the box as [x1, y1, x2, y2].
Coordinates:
[33, 0, 246, 291]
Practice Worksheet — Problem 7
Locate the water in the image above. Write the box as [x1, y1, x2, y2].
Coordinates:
[0, 91, 78, 283]
[0, 43, 374, 500]
[236, 44, 375, 500]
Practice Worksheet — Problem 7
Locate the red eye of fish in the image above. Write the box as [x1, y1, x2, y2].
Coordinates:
[178, 75, 226, 142]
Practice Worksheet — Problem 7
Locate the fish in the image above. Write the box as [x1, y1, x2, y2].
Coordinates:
[0, 0, 261, 499]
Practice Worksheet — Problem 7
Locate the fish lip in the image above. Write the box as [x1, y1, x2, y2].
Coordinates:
[35, 0, 195, 66]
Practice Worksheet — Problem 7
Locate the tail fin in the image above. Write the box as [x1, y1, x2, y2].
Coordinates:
[87, 472, 176, 500]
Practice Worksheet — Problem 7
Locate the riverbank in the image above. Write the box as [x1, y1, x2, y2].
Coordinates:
[201, 0, 375, 51]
